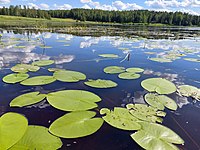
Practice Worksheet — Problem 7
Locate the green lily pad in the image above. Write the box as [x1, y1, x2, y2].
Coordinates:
[126, 104, 166, 123]
[32, 60, 54, 67]
[184, 58, 200, 62]
[53, 70, 86, 82]
[126, 67, 144, 73]
[149, 58, 172, 63]
[48, 68, 64, 72]
[10, 92, 46, 107]
[145, 93, 177, 110]
[178, 85, 200, 101]
[141, 78, 177, 94]
[84, 79, 117, 88]
[99, 54, 119, 58]
[118, 73, 141, 80]
[10, 126, 62, 150]
[3, 73, 29, 84]
[11, 64, 40, 73]
[47, 90, 101, 111]
[14, 46, 26, 48]
[104, 66, 125, 74]
[0, 112, 28, 149]
[49, 111, 104, 138]
[131, 122, 184, 150]
[20, 76, 56, 86]
[100, 107, 141, 130]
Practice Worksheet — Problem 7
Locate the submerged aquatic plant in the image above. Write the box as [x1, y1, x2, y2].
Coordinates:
[84, 79, 117, 88]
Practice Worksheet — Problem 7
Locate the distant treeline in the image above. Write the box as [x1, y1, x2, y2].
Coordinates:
[0, 5, 200, 26]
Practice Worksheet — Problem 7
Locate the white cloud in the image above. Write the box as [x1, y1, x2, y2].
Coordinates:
[82, 4, 91, 9]
[0, 0, 10, 4]
[53, 4, 72, 10]
[40, 3, 49, 9]
[80, 0, 92, 3]
[80, 0, 143, 10]
[145, 0, 200, 8]
[28, 3, 39, 9]
[112, 1, 143, 10]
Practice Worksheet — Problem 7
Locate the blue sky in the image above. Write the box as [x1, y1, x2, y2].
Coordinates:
[0, 0, 200, 15]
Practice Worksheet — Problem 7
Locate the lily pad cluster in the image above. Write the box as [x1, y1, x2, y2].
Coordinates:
[104, 66, 144, 80]
[178, 85, 200, 101]
[9, 90, 104, 139]
[0, 112, 62, 150]
[100, 104, 184, 150]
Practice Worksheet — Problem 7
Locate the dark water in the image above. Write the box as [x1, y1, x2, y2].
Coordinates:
[0, 29, 200, 150]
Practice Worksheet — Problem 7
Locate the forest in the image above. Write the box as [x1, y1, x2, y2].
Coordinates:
[0, 5, 200, 26]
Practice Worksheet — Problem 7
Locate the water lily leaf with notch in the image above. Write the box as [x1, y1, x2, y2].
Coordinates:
[10, 126, 62, 150]
[0, 112, 28, 150]
[84, 79, 117, 88]
[32, 60, 54, 67]
[3, 73, 29, 84]
[126, 104, 166, 123]
[141, 78, 177, 94]
[49, 111, 103, 138]
[184, 58, 200, 62]
[20, 76, 56, 86]
[11, 64, 40, 73]
[145, 93, 177, 111]
[10, 92, 46, 107]
[126, 67, 144, 73]
[47, 90, 101, 111]
[104, 66, 125, 74]
[118, 72, 141, 80]
[131, 122, 184, 150]
[53, 70, 86, 82]
[178, 85, 200, 101]
[40, 46, 52, 49]
[100, 107, 141, 130]
[149, 58, 172, 63]
[99, 54, 119, 58]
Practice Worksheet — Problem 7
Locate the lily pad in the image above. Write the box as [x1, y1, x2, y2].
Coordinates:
[10, 92, 46, 107]
[53, 70, 86, 82]
[149, 58, 172, 63]
[47, 90, 101, 111]
[32, 60, 54, 67]
[20, 76, 56, 86]
[118, 73, 141, 80]
[11, 64, 40, 73]
[178, 85, 200, 100]
[84, 79, 117, 88]
[48, 68, 64, 72]
[10, 126, 62, 150]
[126, 67, 144, 73]
[145, 93, 177, 110]
[99, 54, 119, 58]
[3, 73, 29, 84]
[184, 58, 200, 62]
[104, 66, 125, 74]
[100, 107, 141, 130]
[126, 104, 166, 123]
[141, 78, 177, 94]
[49, 111, 104, 138]
[0, 112, 28, 149]
[131, 122, 184, 150]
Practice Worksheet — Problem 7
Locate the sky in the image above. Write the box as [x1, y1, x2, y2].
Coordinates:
[0, 0, 200, 15]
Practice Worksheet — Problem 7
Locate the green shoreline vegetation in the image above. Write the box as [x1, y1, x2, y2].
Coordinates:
[0, 5, 200, 27]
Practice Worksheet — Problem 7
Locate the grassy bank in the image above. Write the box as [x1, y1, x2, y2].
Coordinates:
[0, 15, 173, 28]
[0, 15, 78, 28]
